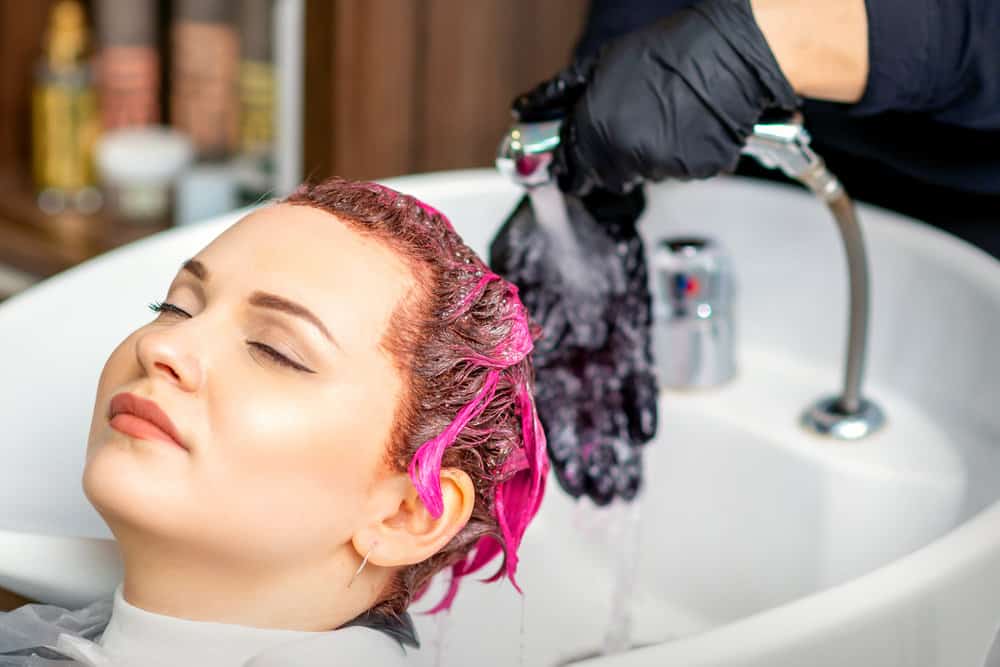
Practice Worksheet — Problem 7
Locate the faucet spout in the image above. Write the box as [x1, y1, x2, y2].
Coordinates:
[495, 119, 562, 188]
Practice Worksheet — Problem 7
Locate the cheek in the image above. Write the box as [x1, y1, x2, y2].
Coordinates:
[201, 366, 400, 541]
[87, 333, 140, 453]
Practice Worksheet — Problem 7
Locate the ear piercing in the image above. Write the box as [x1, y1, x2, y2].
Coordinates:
[348, 540, 378, 588]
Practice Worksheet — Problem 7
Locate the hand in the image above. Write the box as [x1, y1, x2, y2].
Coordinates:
[490, 187, 657, 505]
[513, 0, 799, 194]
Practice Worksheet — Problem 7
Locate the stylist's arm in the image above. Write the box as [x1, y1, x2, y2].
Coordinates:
[514, 0, 869, 194]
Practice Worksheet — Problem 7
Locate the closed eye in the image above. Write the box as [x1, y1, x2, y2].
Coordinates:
[150, 301, 315, 374]
[247, 341, 316, 374]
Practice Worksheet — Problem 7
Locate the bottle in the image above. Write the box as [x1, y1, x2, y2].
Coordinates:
[94, 0, 160, 131]
[32, 0, 101, 214]
[170, 0, 240, 161]
[236, 0, 275, 204]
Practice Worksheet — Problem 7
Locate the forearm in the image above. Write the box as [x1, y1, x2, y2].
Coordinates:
[750, 0, 868, 103]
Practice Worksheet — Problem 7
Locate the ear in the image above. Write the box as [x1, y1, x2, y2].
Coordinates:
[353, 467, 475, 568]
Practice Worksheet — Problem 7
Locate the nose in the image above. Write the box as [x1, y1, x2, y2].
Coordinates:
[135, 323, 203, 392]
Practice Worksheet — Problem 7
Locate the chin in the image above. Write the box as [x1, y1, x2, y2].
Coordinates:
[82, 441, 191, 539]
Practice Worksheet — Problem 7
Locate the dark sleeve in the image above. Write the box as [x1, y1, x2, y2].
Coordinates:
[574, 0, 697, 59]
[853, 0, 1000, 129]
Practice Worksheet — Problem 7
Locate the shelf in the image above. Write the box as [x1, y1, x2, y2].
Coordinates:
[0, 167, 169, 281]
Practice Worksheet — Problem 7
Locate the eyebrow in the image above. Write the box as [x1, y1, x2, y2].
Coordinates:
[179, 259, 340, 349]
[182, 259, 208, 281]
[248, 291, 340, 349]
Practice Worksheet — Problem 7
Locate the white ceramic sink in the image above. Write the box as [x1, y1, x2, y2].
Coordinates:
[1, 171, 999, 666]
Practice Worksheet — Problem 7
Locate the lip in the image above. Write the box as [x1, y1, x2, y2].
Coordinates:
[108, 392, 188, 451]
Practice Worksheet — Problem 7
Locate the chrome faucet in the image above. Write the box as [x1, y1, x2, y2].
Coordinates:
[653, 236, 737, 389]
[496, 114, 885, 441]
[495, 119, 563, 187]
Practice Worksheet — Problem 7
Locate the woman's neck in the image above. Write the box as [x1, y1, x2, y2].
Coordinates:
[114, 529, 385, 631]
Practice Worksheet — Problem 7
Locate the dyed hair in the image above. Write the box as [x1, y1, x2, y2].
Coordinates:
[283, 178, 549, 618]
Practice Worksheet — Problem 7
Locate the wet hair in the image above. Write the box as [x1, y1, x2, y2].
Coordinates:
[283, 178, 548, 618]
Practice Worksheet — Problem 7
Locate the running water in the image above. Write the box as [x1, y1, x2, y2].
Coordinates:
[600, 497, 643, 655]
[432, 608, 451, 667]
[570, 496, 644, 657]
[525, 183, 608, 296]
[519, 592, 528, 667]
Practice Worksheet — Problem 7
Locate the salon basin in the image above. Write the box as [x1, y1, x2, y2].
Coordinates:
[1, 171, 999, 666]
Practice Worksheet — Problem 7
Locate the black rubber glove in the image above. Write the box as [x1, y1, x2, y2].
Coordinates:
[490, 188, 658, 505]
[513, 0, 799, 194]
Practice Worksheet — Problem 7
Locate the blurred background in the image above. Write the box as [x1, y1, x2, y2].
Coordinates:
[0, 0, 586, 301]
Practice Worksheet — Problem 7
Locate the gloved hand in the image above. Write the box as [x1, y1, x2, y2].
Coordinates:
[490, 187, 658, 505]
[513, 0, 799, 195]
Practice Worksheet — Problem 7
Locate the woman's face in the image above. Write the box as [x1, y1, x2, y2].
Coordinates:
[84, 204, 414, 569]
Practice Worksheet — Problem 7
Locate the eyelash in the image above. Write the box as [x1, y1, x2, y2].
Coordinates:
[149, 301, 190, 318]
[147, 301, 315, 374]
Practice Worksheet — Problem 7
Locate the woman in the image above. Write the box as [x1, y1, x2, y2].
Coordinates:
[0, 178, 549, 666]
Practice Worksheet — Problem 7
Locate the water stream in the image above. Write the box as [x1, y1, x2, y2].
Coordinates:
[526, 184, 607, 296]
[569, 496, 645, 659]
[432, 607, 451, 667]
[600, 496, 643, 655]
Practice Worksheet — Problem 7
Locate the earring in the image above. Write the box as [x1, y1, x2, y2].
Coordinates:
[348, 541, 377, 589]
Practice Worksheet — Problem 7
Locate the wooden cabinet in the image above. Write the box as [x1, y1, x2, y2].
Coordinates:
[304, 0, 587, 180]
